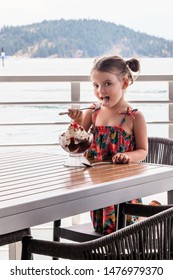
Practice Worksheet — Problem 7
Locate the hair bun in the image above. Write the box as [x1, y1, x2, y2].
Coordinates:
[126, 58, 140, 72]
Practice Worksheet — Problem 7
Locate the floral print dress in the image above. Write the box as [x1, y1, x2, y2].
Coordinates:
[85, 106, 142, 234]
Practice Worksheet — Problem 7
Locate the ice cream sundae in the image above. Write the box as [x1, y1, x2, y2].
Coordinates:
[59, 122, 93, 154]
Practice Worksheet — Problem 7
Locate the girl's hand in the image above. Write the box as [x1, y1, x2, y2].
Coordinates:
[112, 153, 131, 164]
[68, 109, 83, 124]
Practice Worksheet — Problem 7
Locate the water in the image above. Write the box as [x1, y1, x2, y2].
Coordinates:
[1, 57, 173, 75]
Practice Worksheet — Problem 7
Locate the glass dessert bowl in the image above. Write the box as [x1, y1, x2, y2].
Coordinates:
[59, 122, 93, 167]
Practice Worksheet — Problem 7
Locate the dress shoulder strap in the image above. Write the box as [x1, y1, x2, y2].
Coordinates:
[119, 107, 138, 127]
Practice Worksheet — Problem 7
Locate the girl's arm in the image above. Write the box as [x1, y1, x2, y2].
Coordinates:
[112, 111, 148, 163]
[132, 111, 148, 161]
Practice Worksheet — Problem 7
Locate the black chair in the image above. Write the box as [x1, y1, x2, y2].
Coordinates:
[0, 228, 31, 259]
[0, 228, 31, 247]
[53, 137, 173, 243]
[143, 136, 173, 165]
[22, 206, 173, 260]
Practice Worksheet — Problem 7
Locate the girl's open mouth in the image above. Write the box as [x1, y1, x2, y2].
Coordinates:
[101, 96, 110, 106]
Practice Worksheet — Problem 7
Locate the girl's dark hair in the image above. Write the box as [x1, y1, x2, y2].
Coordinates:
[91, 55, 140, 84]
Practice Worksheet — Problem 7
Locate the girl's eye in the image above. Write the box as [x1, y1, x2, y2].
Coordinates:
[93, 84, 99, 89]
[105, 82, 111, 86]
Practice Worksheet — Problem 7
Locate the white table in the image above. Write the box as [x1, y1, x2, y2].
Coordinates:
[0, 151, 173, 237]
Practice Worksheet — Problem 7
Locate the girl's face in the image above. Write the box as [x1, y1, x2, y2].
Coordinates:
[91, 70, 125, 108]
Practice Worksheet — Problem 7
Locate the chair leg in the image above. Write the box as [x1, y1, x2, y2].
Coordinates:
[168, 190, 173, 204]
[53, 220, 61, 242]
[117, 203, 126, 230]
[53, 220, 61, 260]
[21, 236, 33, 260]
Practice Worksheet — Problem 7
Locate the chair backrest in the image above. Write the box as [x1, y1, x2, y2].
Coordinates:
[144, 137, 173, 165]
[22, 206, 173, 260]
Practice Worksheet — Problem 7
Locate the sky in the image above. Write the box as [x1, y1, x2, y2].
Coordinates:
[0, 0, 173, 41]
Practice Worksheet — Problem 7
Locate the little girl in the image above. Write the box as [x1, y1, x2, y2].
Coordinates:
[68, 55, 148, 234]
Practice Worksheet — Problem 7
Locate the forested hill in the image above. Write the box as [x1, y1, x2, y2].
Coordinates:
[1, 19, 173, 58]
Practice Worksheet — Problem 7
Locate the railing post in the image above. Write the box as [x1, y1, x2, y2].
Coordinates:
[71, 82, 80, 109]
[168, 81, 173, 204]
[168, 82, 173, 138]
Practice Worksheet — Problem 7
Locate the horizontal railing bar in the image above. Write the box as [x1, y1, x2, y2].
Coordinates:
[0, 121, 173, 126]
[138, 75, 173, 82]
[0, 102, 80, 105]
[0, 75, 173, 82]
[0, 122, 62, 125]
[0, 76, 91, 82]
[0, 100, 172, 105]
[0, 143, 59, 147]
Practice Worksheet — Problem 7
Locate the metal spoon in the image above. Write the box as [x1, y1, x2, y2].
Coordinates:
[59, 103, 101, 115]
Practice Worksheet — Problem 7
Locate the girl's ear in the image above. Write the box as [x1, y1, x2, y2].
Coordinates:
[122, 78, 129, 89]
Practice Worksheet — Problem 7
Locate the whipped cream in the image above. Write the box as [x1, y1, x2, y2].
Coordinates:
[63, 123, 89, 145]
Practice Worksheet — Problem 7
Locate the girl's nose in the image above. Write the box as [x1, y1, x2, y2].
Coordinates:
[99, 85, 105, 94]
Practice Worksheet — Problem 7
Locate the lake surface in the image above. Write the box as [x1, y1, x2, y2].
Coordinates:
[1, 57, 173, 75]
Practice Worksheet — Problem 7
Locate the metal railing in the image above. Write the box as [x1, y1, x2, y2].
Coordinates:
[0, 74, 173, 148]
